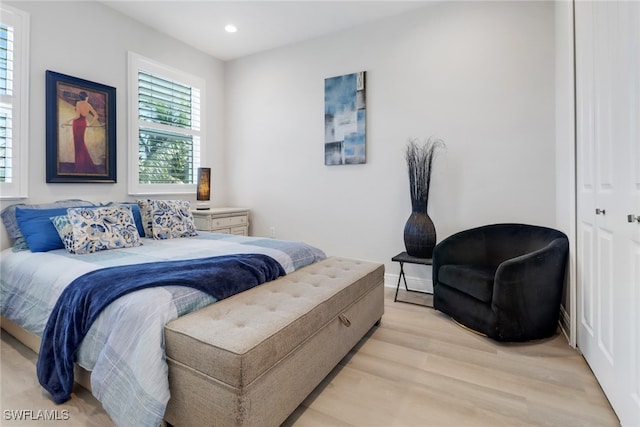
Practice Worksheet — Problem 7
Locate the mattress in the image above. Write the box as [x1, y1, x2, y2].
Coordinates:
[0, 232, 325, 427]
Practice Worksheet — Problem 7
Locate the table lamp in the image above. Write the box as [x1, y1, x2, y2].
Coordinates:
[196, 167, 211, 210]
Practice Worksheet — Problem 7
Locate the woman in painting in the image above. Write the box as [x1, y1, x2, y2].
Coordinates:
[67, 91, 99, 173]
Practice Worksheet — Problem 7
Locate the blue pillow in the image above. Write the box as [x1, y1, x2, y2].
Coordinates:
[1, 199, 94, 246]
[14, 207, 75, 252]
[123, 203, 146, 238]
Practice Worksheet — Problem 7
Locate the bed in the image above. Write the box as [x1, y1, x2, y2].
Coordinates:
[0, 200, 384, 426]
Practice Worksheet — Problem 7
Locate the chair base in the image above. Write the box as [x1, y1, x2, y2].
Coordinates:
[451, 317, 488, 338]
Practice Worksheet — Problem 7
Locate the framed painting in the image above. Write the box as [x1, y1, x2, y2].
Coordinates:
[46, 70, 116, 183]
[324, 71, 366, 165]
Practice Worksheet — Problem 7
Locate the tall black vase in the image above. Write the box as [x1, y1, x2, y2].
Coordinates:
[403, 202, 436, 259]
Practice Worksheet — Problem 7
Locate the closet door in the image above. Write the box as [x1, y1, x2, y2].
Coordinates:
[575, 2, 640, 426]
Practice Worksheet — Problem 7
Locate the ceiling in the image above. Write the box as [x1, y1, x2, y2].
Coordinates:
[98, 1, 432, 61]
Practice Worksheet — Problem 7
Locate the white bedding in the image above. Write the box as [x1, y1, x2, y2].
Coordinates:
[0, 232, 326, 427]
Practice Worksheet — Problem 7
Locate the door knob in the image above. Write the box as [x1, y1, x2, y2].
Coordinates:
[595, 208, 606, 215]
[628, 214, 640, 223]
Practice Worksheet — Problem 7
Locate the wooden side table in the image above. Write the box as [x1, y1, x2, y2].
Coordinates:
[391, 251, 433, 307]
[191, 208, 249, 235]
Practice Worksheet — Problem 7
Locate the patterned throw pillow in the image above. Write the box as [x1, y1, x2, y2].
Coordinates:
[149, 199, 198, 239]
[100, 202, 146, 238]
[67, 206, 142, 254]
[50, 215, 76, 253]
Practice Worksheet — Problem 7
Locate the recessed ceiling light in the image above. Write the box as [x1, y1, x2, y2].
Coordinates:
[225, 24, 237, 33]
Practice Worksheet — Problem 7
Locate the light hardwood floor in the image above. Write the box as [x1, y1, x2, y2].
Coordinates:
[1, 288, 619, 426]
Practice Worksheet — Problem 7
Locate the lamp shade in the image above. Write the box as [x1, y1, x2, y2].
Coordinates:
[196, 168, 211, 208]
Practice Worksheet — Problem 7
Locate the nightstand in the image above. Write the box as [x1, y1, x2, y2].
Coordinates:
[191, 208, 249, 235]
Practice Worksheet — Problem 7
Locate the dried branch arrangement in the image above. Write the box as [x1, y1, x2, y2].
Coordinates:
[405, 137, 445, 205]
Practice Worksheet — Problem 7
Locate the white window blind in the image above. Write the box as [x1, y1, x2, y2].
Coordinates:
[128, 52, 204, 195]
[0, 5, 29, 199]
[0, 24, 13, 183]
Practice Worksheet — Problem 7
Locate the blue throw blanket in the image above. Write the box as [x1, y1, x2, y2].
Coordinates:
[36, 253, 285, 404]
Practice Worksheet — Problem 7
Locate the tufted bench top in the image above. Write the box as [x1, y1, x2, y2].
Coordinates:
[164, 256, 384, 389]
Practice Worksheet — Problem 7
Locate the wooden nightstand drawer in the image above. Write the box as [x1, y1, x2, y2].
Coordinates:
[209, 215, 247, 228]
[230, 226, 247, 235]
[191, 208, 250, 236]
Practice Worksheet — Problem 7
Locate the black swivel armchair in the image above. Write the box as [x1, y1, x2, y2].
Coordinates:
[432, 223, 569, 342]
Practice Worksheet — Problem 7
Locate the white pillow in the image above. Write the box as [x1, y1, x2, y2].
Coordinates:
[149, 199, 198, 239]
[67, 206, 142, 254]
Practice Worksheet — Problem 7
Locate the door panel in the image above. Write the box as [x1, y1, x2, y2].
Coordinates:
[627, 0, 640, 419]
[596, 229, 613, 364]
[579, 223, 595, 335]
[575, 1, 640, 425]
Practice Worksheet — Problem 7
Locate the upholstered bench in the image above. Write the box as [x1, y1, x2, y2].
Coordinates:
[163, 256, 385, 427]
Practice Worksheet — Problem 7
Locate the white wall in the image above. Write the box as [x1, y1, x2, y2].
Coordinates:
[1, 1, 561, 294]
[225, 1, 557, 288]
[0, 1, 226, 247]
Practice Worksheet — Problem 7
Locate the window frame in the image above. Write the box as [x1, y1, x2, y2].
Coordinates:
[127, 51, 205, 196]
[0, 4, 29, 200]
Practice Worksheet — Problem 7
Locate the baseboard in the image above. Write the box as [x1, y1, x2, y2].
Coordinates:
[384, 272, 433, 293]
[559, 304, 572, 346]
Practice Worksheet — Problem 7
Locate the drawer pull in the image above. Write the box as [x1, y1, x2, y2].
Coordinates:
[338, 314, 351, 327]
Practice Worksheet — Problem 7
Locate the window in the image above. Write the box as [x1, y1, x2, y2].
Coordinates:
[0, 5, 29, 200]
[128, 52, 205, 195]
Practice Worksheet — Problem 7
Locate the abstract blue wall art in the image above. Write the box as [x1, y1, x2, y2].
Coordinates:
[324, 71, 366, 165]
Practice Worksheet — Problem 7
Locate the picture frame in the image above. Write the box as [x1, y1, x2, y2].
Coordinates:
[46, 70, 116, 183]
[324, 71, 366, 165]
